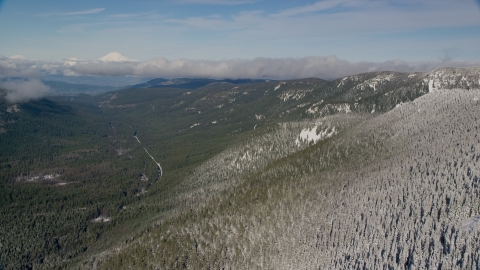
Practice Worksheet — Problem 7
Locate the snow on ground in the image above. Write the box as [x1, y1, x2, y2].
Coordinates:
[17, 174, 61, 182]
[278, 89, 312, 102]
[307, 100, 324, 114]
[255, 114, 265, 120]
[295, 124, 336, 146]
[91, 216, 111, 223]
[144, 148, 163, 180]
[274, 82, 286, 91]
[190, 123, 200, 128]
[6, 104, 20, 113]
[428, 79, 434, 93]
[462, 215, 480, 233]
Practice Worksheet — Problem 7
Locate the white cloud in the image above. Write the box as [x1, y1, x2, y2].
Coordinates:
[36, 8, 105, 17]
[66, 55, 480, 79]
[162, 0, 479, 49]
[62, 8, 106, 16]
[176, 0, 255, 5]
[2, 55, 479, 83]
[0, 79, 50, 103]
[272, 0, 359, 17]
[109, 11, 158, 18]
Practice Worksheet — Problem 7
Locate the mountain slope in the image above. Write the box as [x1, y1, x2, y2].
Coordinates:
[1, 67, 479, 269]
[91, 88, 480, 269]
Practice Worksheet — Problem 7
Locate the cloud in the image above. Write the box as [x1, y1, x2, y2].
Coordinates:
[176, 0, 255, 5]
[36, 8, 105, 17]
[109, 11, 157, 18]
[62, 8, 105, 16]
[0, 56, 43, 78]
[0, 78, 50, 103]
[1, 55, 479, 83]
[272, 0, 358, 17]
[66, 56, 480, 80]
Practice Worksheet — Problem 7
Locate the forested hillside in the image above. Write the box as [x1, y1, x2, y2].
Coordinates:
[1, 67, 479, 269]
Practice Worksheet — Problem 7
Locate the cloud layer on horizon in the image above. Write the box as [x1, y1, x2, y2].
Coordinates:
[1, 55, 479, 80]
[1, 54, 478, 103]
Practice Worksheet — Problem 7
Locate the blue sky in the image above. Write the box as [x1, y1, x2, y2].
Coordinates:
[1, 0, 480, 62]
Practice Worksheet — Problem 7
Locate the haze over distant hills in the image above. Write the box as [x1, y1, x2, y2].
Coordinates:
[1, 66, 480, 269]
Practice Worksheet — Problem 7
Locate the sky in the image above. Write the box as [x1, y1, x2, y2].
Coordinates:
[0, 0, 480, 93]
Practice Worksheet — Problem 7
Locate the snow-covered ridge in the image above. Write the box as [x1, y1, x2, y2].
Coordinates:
[352, 73, 397, 92]
[424, 67, 480, 92]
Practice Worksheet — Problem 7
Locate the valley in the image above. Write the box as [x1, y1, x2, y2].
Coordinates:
[1, 67, 480, 269]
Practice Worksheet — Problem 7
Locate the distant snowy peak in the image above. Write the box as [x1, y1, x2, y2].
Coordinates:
[98, 52, 135, 62]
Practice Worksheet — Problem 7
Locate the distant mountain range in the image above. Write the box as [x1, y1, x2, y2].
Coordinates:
[132, 77, 270, 89]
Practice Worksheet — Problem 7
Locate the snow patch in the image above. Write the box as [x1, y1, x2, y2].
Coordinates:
[278, 89, 312, 102]
[91, 216, 111, 223]
[190, 123, 200, 128]
[295, 124, 336, 146]
[6, 104, 20, 113]
[140, 174, 149, 181]
[274, 82, 286, 91]
[307, 100, 324, 114]
[17, 174, 61, 182]
[462, 215, 480, 233]
[255, 114, 265, 120]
